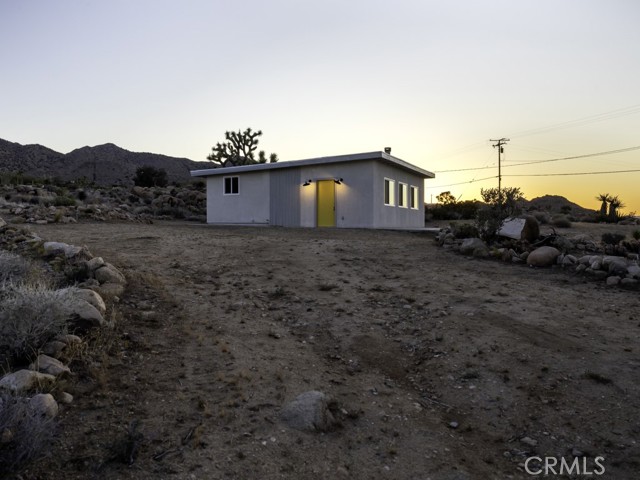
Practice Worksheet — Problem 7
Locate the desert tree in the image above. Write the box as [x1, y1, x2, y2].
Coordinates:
[476, 186, 525, 241]
[207, 128, 278, 168]
[436, 191, 457, 205]
[133, 166, 168, 188]
[608, 195, 625, 222]
[596, 193, 611, 217]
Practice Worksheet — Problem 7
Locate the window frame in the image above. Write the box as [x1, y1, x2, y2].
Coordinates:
[398, 182, 408, 208]
[410, 185, 419, 210]
[223, 176, 239, 195]
[384, 178, 395, 206]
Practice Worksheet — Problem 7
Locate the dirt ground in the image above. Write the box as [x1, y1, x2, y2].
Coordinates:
[18, 221, 640, 479]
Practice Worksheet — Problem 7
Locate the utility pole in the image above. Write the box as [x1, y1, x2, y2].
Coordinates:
[490, 138, 509, 204]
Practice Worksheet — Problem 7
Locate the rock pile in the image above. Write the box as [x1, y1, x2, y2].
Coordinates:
[0, 217, 125, 442]
[435, 225, 640, 289]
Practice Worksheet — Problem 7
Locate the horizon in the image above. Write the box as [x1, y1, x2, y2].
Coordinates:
[1, 1, 639, 213]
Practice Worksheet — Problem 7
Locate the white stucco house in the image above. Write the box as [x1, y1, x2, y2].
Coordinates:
[190, 151, 435, 229]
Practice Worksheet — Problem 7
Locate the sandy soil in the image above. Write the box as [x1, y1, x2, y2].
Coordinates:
[20, 221, 640, 479]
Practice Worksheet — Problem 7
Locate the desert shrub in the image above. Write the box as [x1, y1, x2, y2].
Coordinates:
[0, 284, 75, 362]
[53, 195, 76, 207]
[632, 229, 640, 241]
[134, 166, 168, 188]
[601, 232, 625, 245]
[452, 222, 479, 239]
[0, 392, 57, 473]
[76, 190, 87, 201]
[0, 251, 37, 285]
[530, 211, 551, 225]
[551, 214, 572, 228]
[476, 187, 525, 241]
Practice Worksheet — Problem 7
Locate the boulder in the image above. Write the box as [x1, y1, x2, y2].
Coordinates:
[0, 370, 55, 393]
[86, 256, 105, 272]
[0, 217, 6, 228]
[68, 299, 105, 330]
[41, 340, 67, 358]
[280, 391, 337, 432]
[498, 216, 539, 242]
[459, 238, 488, 256]
[43, 241, 84, 258]
[93, 282, 125, 300]
[604, 257, 629, 277]
[29, 393, 59, 418]
[627, 265, 640, 279]
[527, 246, 561, 267]
[29, 354, 71, 377]
[606, 276, 621, 286]
[61, 287, 106, 315]
[94, 263, 126, 285]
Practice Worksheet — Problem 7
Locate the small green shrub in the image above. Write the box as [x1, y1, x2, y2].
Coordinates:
[551, 214, 572, 228]
[452, 222, 479, 239]
[601, 232, 625, 245]
[53, 195, 76, 207]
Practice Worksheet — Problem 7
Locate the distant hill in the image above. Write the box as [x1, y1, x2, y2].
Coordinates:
[0, 138, 212, 185]
[526, 195, 595, 215]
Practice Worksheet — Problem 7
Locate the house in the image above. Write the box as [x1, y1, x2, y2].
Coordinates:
[190, 151, 435, 229]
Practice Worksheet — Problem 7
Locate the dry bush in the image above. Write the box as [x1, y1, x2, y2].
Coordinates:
[0, 392, 57, 473]
[0, 251, 38, 285]
[0, 283, 76, 362]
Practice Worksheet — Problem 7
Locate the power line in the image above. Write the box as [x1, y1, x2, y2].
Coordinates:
[504, 168, 640, 178]
[433, 144, 640, 173]
[507, 103, 640, 139]
[428, 175, 497, 189]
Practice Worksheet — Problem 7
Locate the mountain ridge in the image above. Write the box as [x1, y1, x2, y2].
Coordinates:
[0, 138, 211, 185]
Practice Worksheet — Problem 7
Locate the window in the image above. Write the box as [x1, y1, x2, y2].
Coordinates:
[384, 178, 395, 206]
[410, 186, 419, 209]
[398, 183, 408, 208]
[223, 176, 239, 195]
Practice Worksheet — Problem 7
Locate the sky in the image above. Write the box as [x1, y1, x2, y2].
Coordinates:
[1, 0, 639, 212]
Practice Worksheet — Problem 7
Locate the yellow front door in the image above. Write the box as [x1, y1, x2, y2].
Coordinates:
[316, 180, 335, 227]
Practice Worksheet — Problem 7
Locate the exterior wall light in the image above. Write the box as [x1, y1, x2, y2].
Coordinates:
[302, 179, 313, 186]
[334, 178, 343, 185]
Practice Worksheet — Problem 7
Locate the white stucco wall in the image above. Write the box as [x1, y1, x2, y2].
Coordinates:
[372, 163, 424, 229]
[206, 171, 270, 224]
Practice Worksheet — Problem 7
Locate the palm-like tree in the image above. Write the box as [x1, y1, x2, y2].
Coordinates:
[608, 195, 625, 221]
[596, 193, 611, 217]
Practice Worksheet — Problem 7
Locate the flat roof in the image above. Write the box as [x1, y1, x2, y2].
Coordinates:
[190, 151, 435, 178]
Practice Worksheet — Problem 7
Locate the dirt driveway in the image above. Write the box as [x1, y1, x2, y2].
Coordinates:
[25, 221, 640, 479]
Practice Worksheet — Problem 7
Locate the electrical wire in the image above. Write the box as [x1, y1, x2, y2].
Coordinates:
[504, 168, 640, 178]
[433, 145, 640, 173]
[427, 175, 497, 189]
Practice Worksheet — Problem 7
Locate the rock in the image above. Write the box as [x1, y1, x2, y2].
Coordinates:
[606, 276, 621, 286]
[0, 370, 56, 393]
[280, 391, 337, 432]
[459, 238, 487, 256]
[591, 270, 609, 280]
[56, 334, 82, 345]
[519, 251, 529, 262]
[94, 263, 126, 285]
[43, 241, 83, 258]
[29, 354, 71, 376]
[61, 287, 106, 315]
[93, 282, 125, 300]
[56, 391, 74, 404]
[498, 216, 539, 242]
[562, 255, 577, 267]
[41, 340, 67, 358]
[606, 258, 630, 277]
[575, 264, 587, 273]
[29, 393, 59, 418]
[0, 217, 6, 228]
[68, 299, 105, 330]
[86, 256, 105, 272]
[626, 265, 640, 278]
[527, 246, 560, 267]
[620, 278, 639, 288]
[520, 436, 538, 447]
[449, 421, 459, 429]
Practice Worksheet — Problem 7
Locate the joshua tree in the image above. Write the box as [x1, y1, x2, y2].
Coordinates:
[207, 128, 278, 167]
[596, 193, 611, 217]
[608, 195, 625, 222]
